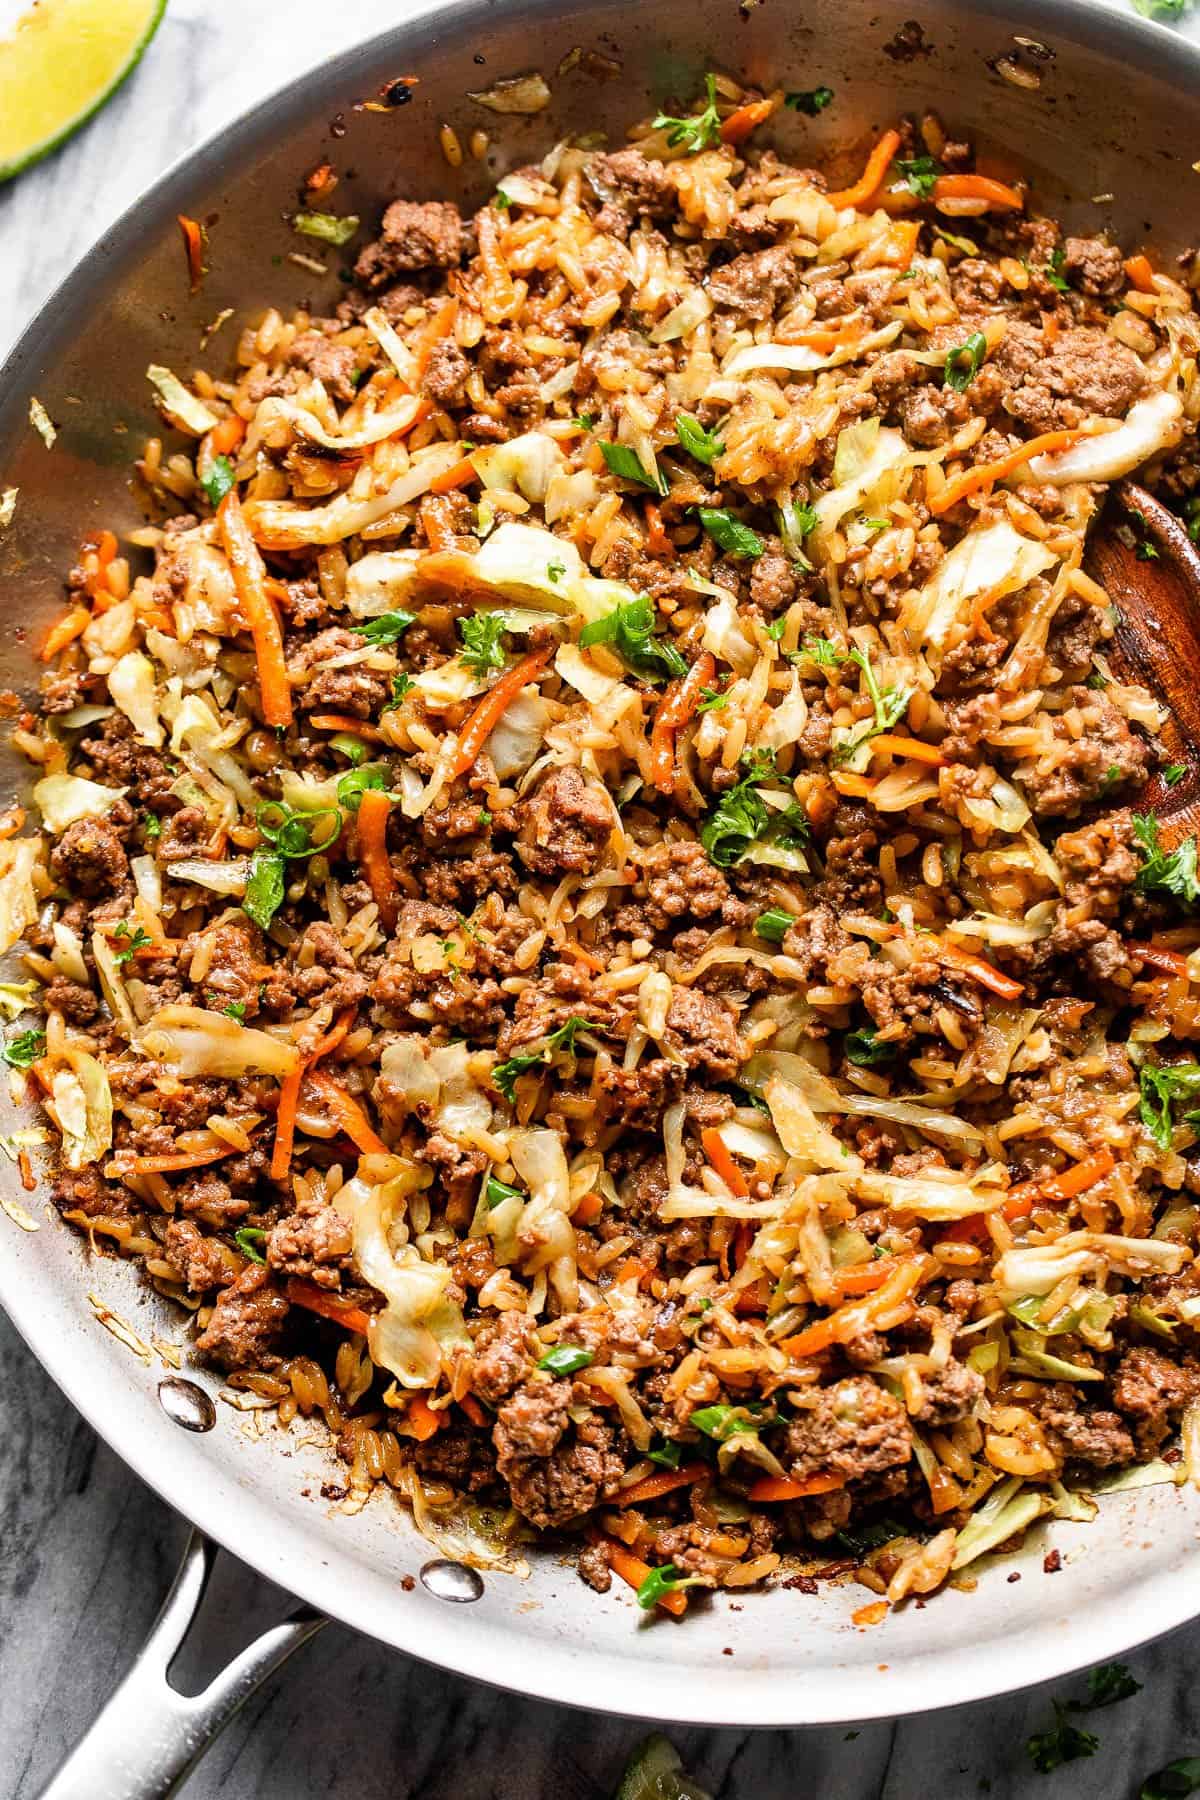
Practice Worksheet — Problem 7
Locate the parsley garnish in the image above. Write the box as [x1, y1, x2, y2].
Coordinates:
[222, 1001, 247, 1022]
[458, 611, 507, 675]
[697, 507, 763, 560]
[698, 684, 730, 712]
[142, 813, 162, 839]
[578, 595, 687, 683]
[845, 1026, 897, 1067]
[785, 85, 834, 113]
[1026, 1705, 1099, 1774]
[897, 155, 941, 198]
[943, 330, 987, 392]
[835, 643, 911, 759]
[1133, 812, 1200, 905]
[111, 922, 152, 965]
[537, 1345, 594, 1375]
[675, 413, 724, 465]
[1164, 764, 1187, 786]
[547, 560, 566, 584]
[200, 455, 236, 508]
[800, 635, 844, 667]
[572, 413, 596, 431]
[1138, 1060, 1200, 1150]
[700, 750, 810, 869]
[599, 441, 668, 495]
[492, 1017, 594, 1102]
[1075, 1662, 1143, 1709]
[1045, 246, 1071, 292]
[1100, 764, 1123, 792]
[355, 610, 417, 645]
[1141, 1759, 1200, 1800]
[2, 1029, 45, 1069]
[647, 1438, 684, 1469]
[652, 73, 723, 153]
[384, 672, 414, 710]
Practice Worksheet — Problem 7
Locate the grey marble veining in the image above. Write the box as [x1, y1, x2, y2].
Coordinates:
[5, 2, 1200, 1793]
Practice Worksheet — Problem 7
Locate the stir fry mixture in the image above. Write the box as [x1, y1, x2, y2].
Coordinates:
[10, 79, 1200, 1619]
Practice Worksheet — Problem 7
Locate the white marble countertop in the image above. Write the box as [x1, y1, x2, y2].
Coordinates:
[5, 2, 1200, 1794]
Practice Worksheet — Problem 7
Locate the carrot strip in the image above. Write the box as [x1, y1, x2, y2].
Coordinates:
[700, 1125, 750, 1198]
[414, 297, 459, 381]
[827, 128, 902, 209]
[404, 1394, 444, 1442]
[782, 1258, 926, 1359]
[429, 454, 480, 494]
[747, 1473, 846, 1502]
[1130, 940, 1192, 978]
[270, 1064, 304, 1184]
[932, 173, 1024, 211]
[177, 214, 206, 290]
[573, 1191, 603, 1225]
[867, 733, 947, 767]
[832, 771, 877, 799]
[940, 942, 1024, 1000]
[286, 1277, 373, 1335]
[217, 491, 294, 729]
[719, 96, 774, 143]
[210, 414, 246, 456]
[600, 1536, 688, 1617]
[131, 1146, 236, 1175]
[1002, 1147, 1116, 1222]
[450, 646, 553, 779]
[644, 500, 674, 558]
[307, 1069, 389, 1157]
[782, 1317, 837, 1358]
[648, 652, 715, 794]
[18, 1148, 35, 1193]
[1124, 253, 1157, 294]
[563, 939, 606, 975]
[308, 713, 385, 741]
[419, 497, 458, 553]
[356, 787, 399, 934]
[617, 1463, 710, 1508]
[826, 1261, 896, 1301]
[40, 607, 91, 662]
[929, 426, 1094, 516]
[460, 1393, 488, 1427]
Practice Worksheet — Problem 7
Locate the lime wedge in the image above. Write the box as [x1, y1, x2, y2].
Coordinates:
[0, 0, 166, 184]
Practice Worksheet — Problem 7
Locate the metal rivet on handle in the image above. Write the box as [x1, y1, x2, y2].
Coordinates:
[419, 1559, 484, 1602]
[158, 1377, 217, 1432]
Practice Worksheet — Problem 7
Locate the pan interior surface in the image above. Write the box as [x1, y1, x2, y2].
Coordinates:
[3, 0, 1200, 1726]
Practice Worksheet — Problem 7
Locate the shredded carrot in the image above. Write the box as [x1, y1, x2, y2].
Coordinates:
[648, 651, 715, 794]
[405, 1394, 444, 1442]
[700, 1125, 750, 1197]
[270, 1064, 304, 1184]
[460, 1393, 488, 1427]
[832, 771, 877, 799]
[827, 128, 902, 209]
[719, 95, 774, 143]
[562, 939, 606, 974]
[929, 426, 1094, 516]
[746, 1473, 845, 1502]
[573, 1190, 604, 1225]
[308, 713, 384, 741]
[1130, 940, 1192, 979]
[617, 1463, 709, 1508]
[781, 1316, 837, 1358]
[306, 1070, 390, 1157]
[40, 607, 90, 662]
[131, 1145, 236, 1175]
[867, 733, 947, 767]
[356, 787, 399, 934]
[644, 500, 674, 558]
[217, 491, 293, 729]
[210, 413, 246, 456]
[826, 1261, 896, 1301]
[177, 214, 206, 290]
[414, 297, 459, 381]
[599, 1535, 688, 1617]
[1002, 1147, 1116, 1222]
[932, 173, 1024, 211]
[782, 1258, 926, 1358]
[18, 1148, 35, 1192]
[286, 1277, 373, 1336]
[1124, 253, 1157, 294]
[940, 942, 1024, 1000]
[450, 645, 553, 779]
[429, 454, 480, 494]
[419, 497, 458, 553]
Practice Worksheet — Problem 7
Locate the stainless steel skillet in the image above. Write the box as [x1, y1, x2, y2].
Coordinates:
[4, 0, 1200, 1791]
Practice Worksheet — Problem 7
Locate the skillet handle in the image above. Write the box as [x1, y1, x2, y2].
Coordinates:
[37, 1530, 326, 1800]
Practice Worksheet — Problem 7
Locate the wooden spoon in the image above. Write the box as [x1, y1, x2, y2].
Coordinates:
[1083, 478, 1200, 843]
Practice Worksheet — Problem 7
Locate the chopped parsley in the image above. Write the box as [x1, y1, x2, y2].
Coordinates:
[698, 684, 730, 713]
[384, 671, 414, 710]
[845, 1026, 897, 1067]
[111, 922, 152, 965]
[635, 1564, 704, 1610]
[546, 560, 567, 584]
[142, 813, 162, 839]
[1164, 764, 1188, 786]
[835, 643, 911, 759]
[1100, 764, 1124, 792]
[652, 73, 723, 153]
[537, 1345, 594, 1375]
[458, 611, 507, 675]
[599, 440, 668, 495]
[753, 907, 796, 944]
[1138, 1060, 1200, 1149]
[234, 1226, 268, 1263]
[1133, 811, 1200, 905]
[699, 750, 810, 869]
[578, 594, 687, 683]
[697, 507, 763, 560]
[222, 1001, 247, 1023]
[1075, 1662, 1143, 1709]
[897, 155, 941, 199]
[355, 609, 417, 645]
[1, 1029, 45, 1069]
[800, 635, 844, 667]
[647, 1438, 684, 1469]
[785, 84, 834, 113]
[1141, 1759, 1200, 1800]
[943, 330, 988, 393]
[200, 454, 236, 507]
[675, 413, 725, 465]
[242, 851, 287, 931]
[492, 1016, 594, 1103]
[1026, 1705, 1099, 1774]
[765, 618, 787, 642]
[1044, 246, 1072, 292]
[572, 413, 596, 431]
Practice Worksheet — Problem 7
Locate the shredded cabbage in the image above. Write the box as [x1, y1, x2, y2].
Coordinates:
[33, 774, 128, 834]
[0, 839, 40, 955]
[138, 1005, 301, 1079]
[901, 521, 1058, 648]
